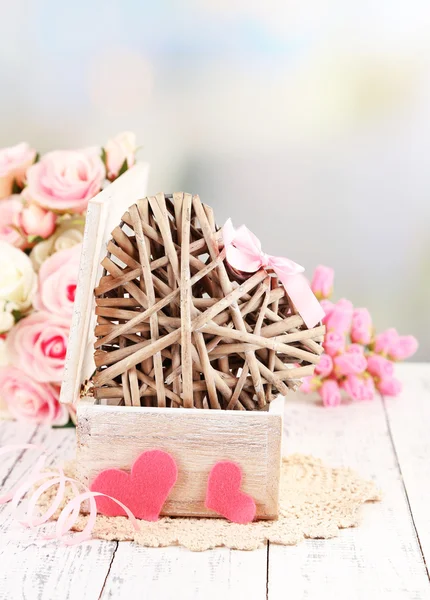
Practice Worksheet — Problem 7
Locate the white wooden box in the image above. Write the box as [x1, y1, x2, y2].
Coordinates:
[61, 164, 283, 520]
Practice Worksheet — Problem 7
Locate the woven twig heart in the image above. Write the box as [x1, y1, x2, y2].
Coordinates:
[92, 193, 324, 410]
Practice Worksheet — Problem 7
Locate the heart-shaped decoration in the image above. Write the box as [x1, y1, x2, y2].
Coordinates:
[205, 461, 256, 524]
[90, 450, 177, 521]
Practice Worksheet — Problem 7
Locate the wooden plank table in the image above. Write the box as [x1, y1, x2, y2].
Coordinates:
[0, 363, 429, 600]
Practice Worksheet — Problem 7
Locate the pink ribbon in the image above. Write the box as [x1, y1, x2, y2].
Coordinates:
[0, 444, 140, 545]
[222, 219, 324, 328]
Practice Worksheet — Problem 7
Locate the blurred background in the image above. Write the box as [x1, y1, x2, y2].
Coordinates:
[1, 0, 429, 358]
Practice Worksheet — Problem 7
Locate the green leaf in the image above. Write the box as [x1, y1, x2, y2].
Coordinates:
[100, 147, 107, 168]
[11, 179, 22, 194]
[34, 152, 40, 164]
[27, 235, 44, 244]
[12, 309, 23, 323]
[118, 158, 129, 178]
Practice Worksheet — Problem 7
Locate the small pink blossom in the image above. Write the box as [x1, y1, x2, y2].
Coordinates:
[311, 265, 334, 300]
[34, 244, 81, 318]
[346, 343, 365, 355]
[0, 196, 25, 247]
[388, 335, 418, 361]
[315, 353, 333, 377]
[0, 366, 68, 425]
[323, 331, 345, 356]
[373, 328, 398, 355]
[334, 351, 367, 376]
[17, 204, 57, 240]
[0, 142, 36, 199]
[341, 374, 375, 401]
[6, 311, 70, 382]
[319, 379, 341, 407]
[324, 298, 353, 335]
[377, 377, 402, 396]
[24, 148, 105, 213]
[104, 131, 137, 180]
[320, 299, 334, 319]
[351, 308, 372, 345]
[367, 355, 394, 380]
[300, 376, 314, 393]
[362, 376, 376, 400]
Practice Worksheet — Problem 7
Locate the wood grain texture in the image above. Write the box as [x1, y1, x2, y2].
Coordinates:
[268, 382, 430, 600]
[2, 364, 430, 599]
[76, 396, 283, 519]
[60, 163, 149, 406]
[0, 422, 116, 600]
[382, 363, 430, 579]
[99, 544, 268, 600]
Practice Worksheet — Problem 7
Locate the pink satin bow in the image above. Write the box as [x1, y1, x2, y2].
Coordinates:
[222, 219, 324, 329]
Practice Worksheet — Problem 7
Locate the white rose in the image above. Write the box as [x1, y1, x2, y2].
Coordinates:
[30, 216, 85, 271]
[104, 131, 137, 180]
[0, 241, 37, 311]
[0, 300, 18, 333]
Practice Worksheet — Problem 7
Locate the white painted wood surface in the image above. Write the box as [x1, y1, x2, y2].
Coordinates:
[0, 363, 429, 600]
[60, 163, 149, 407]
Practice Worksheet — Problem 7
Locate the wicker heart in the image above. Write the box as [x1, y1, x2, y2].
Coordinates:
[92, 193, 323, 410]
[90, 450, 177, 521]
[205, 461, 256, 524]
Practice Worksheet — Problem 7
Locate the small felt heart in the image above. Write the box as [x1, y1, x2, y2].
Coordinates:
[205, 461, 256, 524]
[90, 450, 177, 521]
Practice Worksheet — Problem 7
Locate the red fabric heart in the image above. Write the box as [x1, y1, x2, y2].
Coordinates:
[205, 461, 256, 524]
[90, 450, 177, 521]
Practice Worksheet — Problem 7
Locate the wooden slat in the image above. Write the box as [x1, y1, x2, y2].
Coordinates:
[0, 422, 115, 600]
[382, 363, 430, 579]
[268, 387, 430, 599]
[99, 544, 268, 600]
[60, 163, 149, 405]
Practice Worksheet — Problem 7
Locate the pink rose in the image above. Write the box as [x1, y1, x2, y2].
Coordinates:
[34, 244, 80, 317]
[7, 312, 70, 382]
[0, 142, 36, 199]
[373, 328, 398, 355]
[311, 265, 334, 300]
[104, 131, 137, 180]
[319, 379, 341, 407]
[315, 353, 333, 377]
[323, 298, 353, 335]
[388, 335, 418, 361]
[323, 331, 345, 356]
[367, 355, 394, 380]
[0, 367, 68, 425]
[24, 148, 105, 213]
[377, 377, 402, 396]
[341, 374, 375, 401]
[0, 196, 25, 247]
[16, 204, 57, 240]
[351, 308, 372, 345]
[334, 350, 367, 376]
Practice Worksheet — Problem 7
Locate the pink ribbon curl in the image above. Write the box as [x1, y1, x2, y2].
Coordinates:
[0, 445, 140, 545]
[222, 219, 324, 329]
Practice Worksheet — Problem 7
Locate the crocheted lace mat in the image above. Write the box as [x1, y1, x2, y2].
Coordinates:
[39, 454, 381, 552]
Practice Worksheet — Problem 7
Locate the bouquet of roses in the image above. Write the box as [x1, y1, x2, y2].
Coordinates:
[301, 265, 418, 406]
[0, 133, 138, 425]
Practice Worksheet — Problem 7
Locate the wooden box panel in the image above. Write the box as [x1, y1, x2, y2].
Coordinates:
[77, 396, 283, 519]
